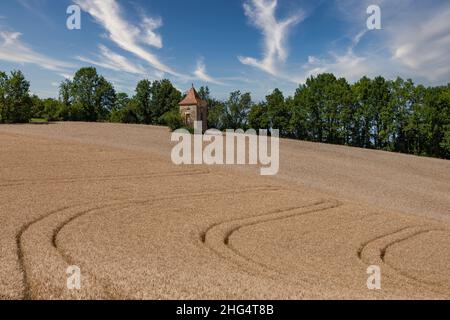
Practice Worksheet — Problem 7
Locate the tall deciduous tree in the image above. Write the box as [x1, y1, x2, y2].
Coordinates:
[67, 67, 116, 122]
[289, 84, 309, 140]
[369, 76, 391, 149]
[249, 102, 269, 131]
[266, 88, 290, 135]
[30, 95, 44, 119]
[198, 86, 210, 101]
[135, 79, 152, 124]
[198, 86, 226, 130]
[96, 77, 116, 120]
[150, 79, 181, 124]
[291, 74, 351, 144]
[224, 91, 252, 129]
[4, 70, 32, 123]
[352, 76, 373, 148]
[70, 67, 99, 121]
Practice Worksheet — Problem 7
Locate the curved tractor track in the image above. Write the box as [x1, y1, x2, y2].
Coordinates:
[17, 186, 286, 300]
[358, 226, 450, 297]
[201, 200, 342, 279]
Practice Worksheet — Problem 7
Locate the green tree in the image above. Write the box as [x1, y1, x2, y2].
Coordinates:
[266, 88, 291, 136]
[197, 86, 227, 130]
[198, 86, 211, 101]
[121, 99, 140, 124]
[31, 95, 44, 119]
[109, 92, 130, 123]
[207, 101, 226, 130]
[369, 76, 391, 149]
[248, 102, 269, 131]
[441, 85, 450, 157]
[135, 79, 152, 124]
[421, 86, 450, 157]
[0, 71, 8, 122]
[352, 76, 374, 148]
[150, 79, 182, 124]
[69, 67, 115, 121]
[224, 91, 252, 129]
[440, 126, 450, 156]
[58, 79, 73, 120]
[387, 78, 415, 152]
[162, 108, 183, 131]
[95, 76, 116, 121]
[405, 84, 428, 155]
[293, 74, 351, 144]
[70, 67, 98, 121]
[289, 84, 310, 140]
[43, 98, 64, 121]
[4, 70, 32, 123]
[338, 82, 356, 146]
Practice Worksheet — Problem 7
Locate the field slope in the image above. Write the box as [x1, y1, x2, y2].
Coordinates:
[0, 122, 449, 300]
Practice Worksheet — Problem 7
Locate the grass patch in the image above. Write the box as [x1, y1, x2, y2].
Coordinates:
[30, 118, 49, 124]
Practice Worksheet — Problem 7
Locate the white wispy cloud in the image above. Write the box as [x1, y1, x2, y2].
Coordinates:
[300, 49, 374, 83]
[297, 31, 381, 83]
[74, 0, 182, 77]
[238, 0, 304, 76]
[76, 44, 147, 75]
[330, 0, 450, 84]
[140, 16, 163, 48]
[194, 59, 226, 85]
[239, 0, 450, 86]
[0, 30, 74, 72]
[59, 73, 73, 80]
[390, 5, 450, 81]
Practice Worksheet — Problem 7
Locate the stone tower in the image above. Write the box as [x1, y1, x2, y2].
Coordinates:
[179, 85, 208, 131]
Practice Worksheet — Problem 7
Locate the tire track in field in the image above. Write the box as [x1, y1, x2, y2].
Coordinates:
[18, 203, 114, 299]
[17, 185, 285, 299]
[1, 168, 210, 188]
[201, 200, 342, 281]
[51, 186, 286, 299]
[1, 157, 154, 170]
[15, 168, 212, 299]
[16, 205, 72, 300]
[357, 226, 450, 297]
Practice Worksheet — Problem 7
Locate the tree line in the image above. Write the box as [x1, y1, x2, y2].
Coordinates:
[0, 67, 182, 126]
[0, 68, 449, 159]
[202, 74, 450, 159]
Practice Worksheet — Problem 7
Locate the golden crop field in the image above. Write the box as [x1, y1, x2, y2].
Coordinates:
[1, 122, 449, 300]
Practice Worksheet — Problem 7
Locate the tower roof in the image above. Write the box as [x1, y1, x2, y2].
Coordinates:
[179, 85, 207, 106]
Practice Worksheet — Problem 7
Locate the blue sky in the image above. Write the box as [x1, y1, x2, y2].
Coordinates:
[0, 0, 449, 100]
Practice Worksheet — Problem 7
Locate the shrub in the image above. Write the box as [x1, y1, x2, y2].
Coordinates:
[162, 108, 183, 131]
